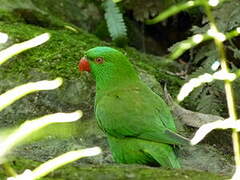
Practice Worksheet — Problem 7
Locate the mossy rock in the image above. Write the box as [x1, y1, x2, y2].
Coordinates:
[0, 157, 230, 180]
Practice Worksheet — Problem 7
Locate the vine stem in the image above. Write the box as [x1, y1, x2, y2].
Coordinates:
[202, 0, 240, 175]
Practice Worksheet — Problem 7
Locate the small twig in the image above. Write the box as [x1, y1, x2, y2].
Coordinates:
[0, 111, 82, 162]
[7, 147, 101, 180]
[145, 0, 201, 24]
[177, 70, 236, 101]
[191, 118, 240, 145]
[0, 78, 63, 112]
[0, 33, 50, 65]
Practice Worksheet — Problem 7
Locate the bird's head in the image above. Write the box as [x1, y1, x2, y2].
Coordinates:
[79, 47, 139, 89]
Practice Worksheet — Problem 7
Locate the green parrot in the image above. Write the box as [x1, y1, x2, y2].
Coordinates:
[78, 46, 189, 168]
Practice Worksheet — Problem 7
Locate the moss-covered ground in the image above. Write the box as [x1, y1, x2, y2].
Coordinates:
[0, 157, 230, 180]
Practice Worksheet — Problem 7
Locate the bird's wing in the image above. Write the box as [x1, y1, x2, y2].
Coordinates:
[95, 85, 189, 145]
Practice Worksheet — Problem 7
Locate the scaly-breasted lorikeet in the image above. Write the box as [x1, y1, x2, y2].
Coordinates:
[79, 47, 189, 168]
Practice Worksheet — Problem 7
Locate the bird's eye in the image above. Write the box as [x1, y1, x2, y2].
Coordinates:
[95, 57, 104, 64]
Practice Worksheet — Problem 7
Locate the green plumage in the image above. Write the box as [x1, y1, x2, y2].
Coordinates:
[82, 46, 189, 168]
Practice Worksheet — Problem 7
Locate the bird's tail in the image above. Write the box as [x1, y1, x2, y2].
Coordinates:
[143, 143, 181, 168]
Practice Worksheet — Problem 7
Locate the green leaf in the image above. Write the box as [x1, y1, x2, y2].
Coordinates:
[103, 0, 127, 44]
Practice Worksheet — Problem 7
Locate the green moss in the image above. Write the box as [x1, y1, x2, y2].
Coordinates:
[0, 22, 106, 79]
[0, 157, 230, 180]
[0, 10, 24, 22]
[0, 21, 183, 85]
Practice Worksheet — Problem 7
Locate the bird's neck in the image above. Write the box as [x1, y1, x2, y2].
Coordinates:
[96, 74, 139, 91]
[95, 73, 140, 100]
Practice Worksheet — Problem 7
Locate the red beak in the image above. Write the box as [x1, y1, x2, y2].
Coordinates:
[79, 57, 90, 72]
